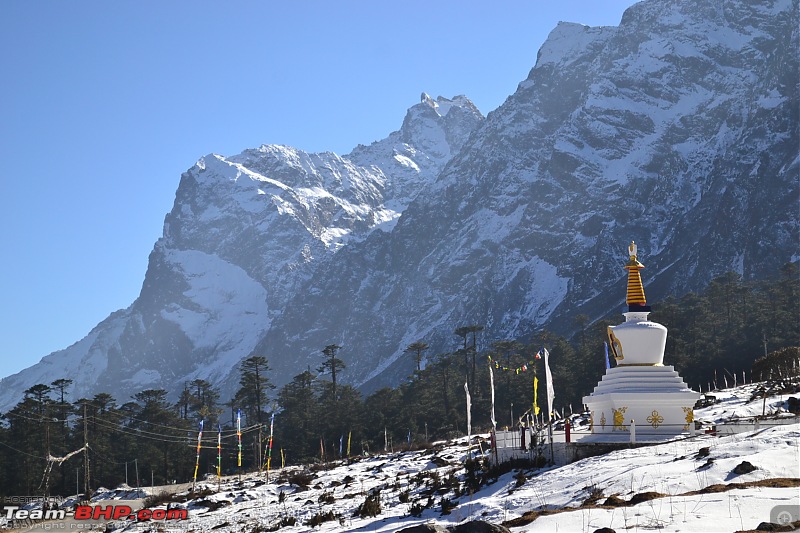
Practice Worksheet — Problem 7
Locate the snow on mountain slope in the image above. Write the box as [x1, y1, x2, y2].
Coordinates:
[192, 424, 797, 533]
[347, 94, 484, 212]
[263, 0, 798, 391]
[0, 311, 127, 412]
[1, 0, 797, 411]
[38, 382, 794, 533]
[0, 95, 483, 412]
[156, 248, 268, 384]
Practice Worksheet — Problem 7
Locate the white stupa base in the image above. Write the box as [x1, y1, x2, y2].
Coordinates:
[582, 365, 700, 442]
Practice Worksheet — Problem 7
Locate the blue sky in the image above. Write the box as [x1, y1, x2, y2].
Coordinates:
[0, 1, 635, 378]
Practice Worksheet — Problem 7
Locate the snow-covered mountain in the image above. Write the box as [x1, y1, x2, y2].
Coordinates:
[1, 0, 797, 410]
[0, 95, 483, 410]
[260, 0, 799, 390]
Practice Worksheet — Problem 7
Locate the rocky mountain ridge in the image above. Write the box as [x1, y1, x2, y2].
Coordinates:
[0, 0, 796, 410]
[0, 94, 483, 410]
[260, 0, 798, 390]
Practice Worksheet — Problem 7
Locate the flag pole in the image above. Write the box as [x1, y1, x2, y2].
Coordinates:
[265, 413, 275, 481]
[217, 424, 222, 491]
[489, 363, 498, 465]
[192, 420, 203, 493]
[544, 347, 555, 465]
[464, 381, 472, 461]
[236, 410, 242, 482]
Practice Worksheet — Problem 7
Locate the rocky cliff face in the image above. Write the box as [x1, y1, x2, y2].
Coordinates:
[0, 95, 483, 410]
[259, 0, 799, 390]
[1, 0, 796, 410]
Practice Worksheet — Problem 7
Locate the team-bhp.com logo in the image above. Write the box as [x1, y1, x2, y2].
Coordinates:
[74, 505, 188, 521]
[4, 504, 187, 522]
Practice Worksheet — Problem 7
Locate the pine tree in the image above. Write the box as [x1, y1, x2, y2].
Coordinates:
[432, 353, 455, 432]
[318, 344, 345, 401]
[465, 325, 484, 394]
[177, 383, 193, 420]
[5, 385, 53, 494]
[235, 356, 274, 426]
[43, 380, 73, 494]
[189, 379, 221, 425]
[127, 389, 189, 486]
[363, 387, 403, 451]
[453, 327, 471, 385]
[276, 370, 318, 463]
[405, 341, 429, 373]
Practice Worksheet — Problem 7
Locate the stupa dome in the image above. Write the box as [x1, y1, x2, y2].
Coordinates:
[607, 242, 666, 366]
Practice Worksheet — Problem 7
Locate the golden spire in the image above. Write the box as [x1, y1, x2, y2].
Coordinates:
[624, 241, 648, 310]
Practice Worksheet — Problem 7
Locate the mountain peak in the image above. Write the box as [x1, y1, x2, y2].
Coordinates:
[347, 94, 483, 205]
[417, 92, 479, 118]
[533, 21, 615, 69]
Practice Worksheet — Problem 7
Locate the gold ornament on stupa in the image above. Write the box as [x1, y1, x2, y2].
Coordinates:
[624, 241, 649, 311]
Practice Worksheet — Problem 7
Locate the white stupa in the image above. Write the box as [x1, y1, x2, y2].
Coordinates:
[582, 242, 700, 440]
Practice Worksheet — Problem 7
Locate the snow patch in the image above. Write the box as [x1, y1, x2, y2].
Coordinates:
[159, 249, 269, 358]
[124, 368, 161, 387]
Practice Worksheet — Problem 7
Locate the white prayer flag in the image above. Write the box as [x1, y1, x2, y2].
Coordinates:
[544, 347, 554, 421]
[464, 381, 472, 439]
[489, 364, 496, 429]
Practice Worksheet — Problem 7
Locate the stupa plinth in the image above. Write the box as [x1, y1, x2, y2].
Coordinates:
[582, 242, 700, 440]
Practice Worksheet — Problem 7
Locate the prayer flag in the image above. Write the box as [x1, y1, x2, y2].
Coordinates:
[544, 348, 554, 421]
[489, 364, 496, 429]
[266, 412, 275, 472]
[193, 420, 204, 488]
[217, 424, 222, 479]
[464, 381, 472, 439]
[236, 410, 242, 467]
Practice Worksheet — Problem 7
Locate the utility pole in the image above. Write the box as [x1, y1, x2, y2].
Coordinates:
[44, 417, 51, 498]
[83, 402, 90, 498]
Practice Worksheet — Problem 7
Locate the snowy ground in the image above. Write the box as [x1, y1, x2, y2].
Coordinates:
[3, 383, 798, 532]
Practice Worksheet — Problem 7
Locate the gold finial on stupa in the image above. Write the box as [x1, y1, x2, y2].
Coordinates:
[624, 241, 648, 310]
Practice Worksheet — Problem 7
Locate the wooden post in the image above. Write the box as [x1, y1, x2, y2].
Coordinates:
[83, 403, 90, 498]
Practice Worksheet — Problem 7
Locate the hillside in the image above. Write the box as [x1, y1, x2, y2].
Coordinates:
[2, 382, 797, 532]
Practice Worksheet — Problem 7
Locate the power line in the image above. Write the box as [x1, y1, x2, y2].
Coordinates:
[0, 440, 49, 460]
[88, 416, 260, 444]
[5, 404, 262, 445]
[2, 410, 78, 424]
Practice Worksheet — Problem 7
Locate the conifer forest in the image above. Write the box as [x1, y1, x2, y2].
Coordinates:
[0, 265, 797, 497]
